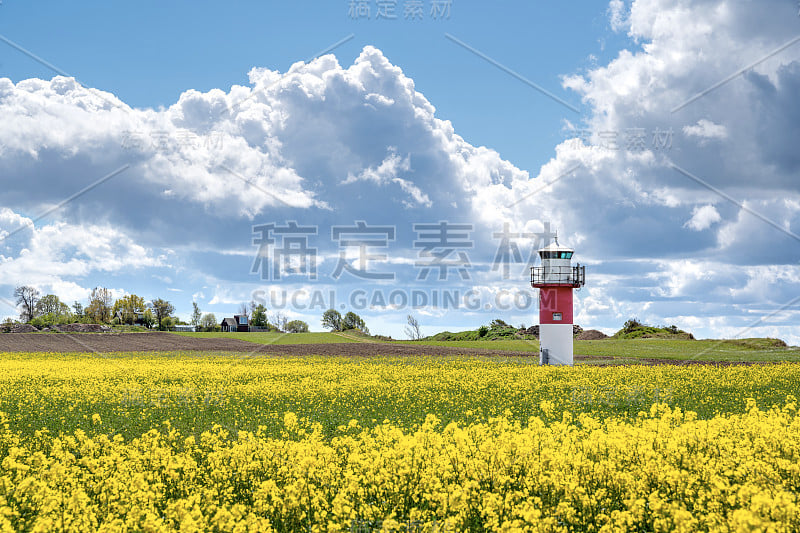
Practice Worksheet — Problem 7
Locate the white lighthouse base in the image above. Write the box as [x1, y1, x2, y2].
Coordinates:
[539, 324, 574, 366]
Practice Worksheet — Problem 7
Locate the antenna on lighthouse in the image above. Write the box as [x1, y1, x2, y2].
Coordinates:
[530, 232, 586, 366]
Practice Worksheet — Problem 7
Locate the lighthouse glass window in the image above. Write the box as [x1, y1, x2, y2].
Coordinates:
[552, 312, 563, 321]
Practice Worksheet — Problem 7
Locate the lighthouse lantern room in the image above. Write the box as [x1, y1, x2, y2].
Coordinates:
[530, 238, 585, 366]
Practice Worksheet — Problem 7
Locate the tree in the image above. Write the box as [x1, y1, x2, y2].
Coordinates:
[113, 294, 146, 325]
[200, 312, 217, 330]
[200, 313, 217, 331]
[142, 309, 155, 329]
[321, 309, 342, 331]
[238, 303, 250, 319]
[72, 301, 84, 320]
[86, 287, 114, 323]
[490, 318, 510, 329]
[30, 294, 72, 327]
[342, 311, 368, 334]
[285, 320, 309, 333]
[405, 314, 422, 340]
[14, 286, 40, 322]
[35, 294, 68, 317]
[251, 304, 268, 327]
[191, 302, 202, 327]
[151, 298, 175, 331]
[271, 312, 288, 332]
[161, 316, 176, 331]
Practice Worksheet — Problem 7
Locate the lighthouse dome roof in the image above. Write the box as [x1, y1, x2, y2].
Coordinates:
[538, 242, 574, 253]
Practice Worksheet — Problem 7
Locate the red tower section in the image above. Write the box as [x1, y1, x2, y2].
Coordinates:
[539, 287, 574, 325]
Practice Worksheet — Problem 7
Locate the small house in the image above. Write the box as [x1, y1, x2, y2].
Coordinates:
[114, 309, 152, 326]
[221, 315, 249, 332]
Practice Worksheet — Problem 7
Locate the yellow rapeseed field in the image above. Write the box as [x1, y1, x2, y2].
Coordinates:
[0, 353, 798, 531]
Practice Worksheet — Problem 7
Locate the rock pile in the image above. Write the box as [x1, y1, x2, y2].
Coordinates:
[517, 325, 539, 337]
[8, 323, 38, 333]
[576, 329, 608, 340]
[2, 323, 113, 333]
[51, 323, 112, 333]
[516, 325, 585, 338]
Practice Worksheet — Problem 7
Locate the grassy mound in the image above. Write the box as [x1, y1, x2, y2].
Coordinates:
[613, 318, 694, 340]
[613, 326, 695, 340]
[338, 328, 395, 341]
[426, 327, 518, 341]
[717, 338, 788, 349]
[424, 319, 520, 341]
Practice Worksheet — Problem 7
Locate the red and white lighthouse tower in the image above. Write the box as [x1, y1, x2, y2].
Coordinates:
[531, 238, 585, 366]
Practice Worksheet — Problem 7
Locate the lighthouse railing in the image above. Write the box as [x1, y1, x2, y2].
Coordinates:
[530, 265, 585, 287]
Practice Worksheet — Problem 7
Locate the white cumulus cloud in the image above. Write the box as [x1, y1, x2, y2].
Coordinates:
[684, 204, 721, 231]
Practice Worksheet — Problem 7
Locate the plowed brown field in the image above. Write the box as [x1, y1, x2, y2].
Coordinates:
[0, 332, 761, 365]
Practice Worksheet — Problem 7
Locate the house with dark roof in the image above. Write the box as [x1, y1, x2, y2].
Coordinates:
[113, 305, 155, 326]
[221, 315, 249, 332]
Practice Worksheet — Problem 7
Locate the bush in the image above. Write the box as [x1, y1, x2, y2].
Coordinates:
[477, 325, 489, 338]
[285, 320, 309, 333]
[29, 313, 74, 329]
[623, 318, 643, 333]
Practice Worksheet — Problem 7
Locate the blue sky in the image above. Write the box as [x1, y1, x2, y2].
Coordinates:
[0, 1, 623, 174]
[1, 0, 799, 342]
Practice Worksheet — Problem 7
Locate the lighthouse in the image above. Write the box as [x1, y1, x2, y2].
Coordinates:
[531, 238, 585, 365]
